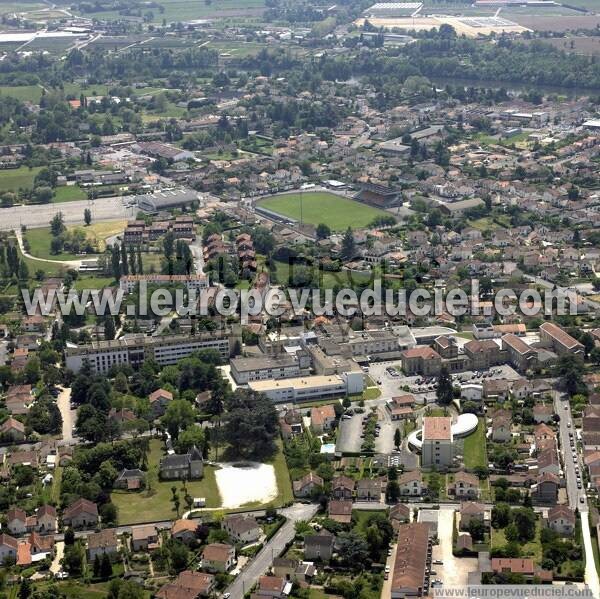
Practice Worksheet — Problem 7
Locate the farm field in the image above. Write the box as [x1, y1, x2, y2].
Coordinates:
[0, 166, 43, 192]
[209, 40, 266, 57]
[512, 15, 600, 31]
[536, 36, 600, 56]
[0, 85, 43, 103]
[258, 191, 389, 230]
[79, 0, 265, 23]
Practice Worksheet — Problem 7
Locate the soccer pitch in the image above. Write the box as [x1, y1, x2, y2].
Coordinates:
[257, 191, 389, 231]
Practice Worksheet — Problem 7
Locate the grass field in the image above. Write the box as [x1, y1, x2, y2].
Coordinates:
[73, 276, 115, 291]
[54, 185, 87, 203]
[24, 220, 126, 261]
[272, 258, 373, 289]
[0, 166, 42, 192]
[491, 519, 543, 561]
[0, 85, 43, 103]
[112, 439, 222, 524]
[258, 192, 389, 231]
[462, 418, 487, 470]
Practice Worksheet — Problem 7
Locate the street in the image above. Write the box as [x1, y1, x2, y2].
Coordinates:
[553, 390, 600, 596]
[224, 503, 319, 598]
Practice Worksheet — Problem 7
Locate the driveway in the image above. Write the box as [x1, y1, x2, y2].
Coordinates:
[56, 387, 75, 442]
[225, 503, 318, 597]
[375, 404, 398, 454]
[432, 506, 478, 587]
[50, 540, 64, 575]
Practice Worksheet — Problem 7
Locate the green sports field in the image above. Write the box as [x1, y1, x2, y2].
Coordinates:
[257, 192, 389, 231]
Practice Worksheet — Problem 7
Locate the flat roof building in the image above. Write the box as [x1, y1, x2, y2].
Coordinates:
[65, 329, 239, 374]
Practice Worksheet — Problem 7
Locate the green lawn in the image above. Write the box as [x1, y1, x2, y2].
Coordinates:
[0, 85, 43, 103]
[463, 418, 488, 470]
[267, 438, 294, 507]
[54, 185, 87, 203]
[491, 520, 543, 562]
[272, 258, 373, 289]
[24, 227, 90, 261]
[0, 166, 42, 192]
[112, 439, 221, 525]
[257, 192, 390, 231]
[73, 276, 115, 291]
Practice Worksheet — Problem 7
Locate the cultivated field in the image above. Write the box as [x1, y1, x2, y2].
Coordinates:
[258, 191, 389, 230]
[512, 15, 600, 31]
[534, 36, 600, 56]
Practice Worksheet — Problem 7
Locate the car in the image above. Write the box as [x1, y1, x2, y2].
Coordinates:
[580, 497, 585, 504]
[55, 572, 69, 580]
[577, 483, 582, 489]
[223, 594, 231, 599]
[433, 560, 443, 565]
[564, 404, 568, 410]
[430, 570, 437, 576]
[385, 566, 390, 573]
[377, 380, 382, 385]
[342, 414, 352, 420]
[567, 422, 571, 428]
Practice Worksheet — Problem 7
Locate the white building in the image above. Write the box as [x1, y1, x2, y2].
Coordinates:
[247, 372, 364, 403]
[119, 274, 209, 293]
[421, 417, 454, 468]
[65, 329, 238, 374]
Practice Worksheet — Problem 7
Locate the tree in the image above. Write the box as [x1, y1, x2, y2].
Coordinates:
[223, 389, 279, 460]
[394, 427, 401, 450]
[386, 480, 400, 502]
[492, 503, 512, 529]
[33, 186, 54, 204]
[100, 552, 113, 579]
[316, 223, 331, 240]
[436, 365, 453, 405]
[176, 425, 206, 454]
[341, 227, 355, 260]
[50, 212, 66, 236]
[161, 399, 196, 439]
[163, 230, 175, 261]
[84, 208, 92, 226]
[337, 530, 370, 569]
[111, 245, 121, 280]
[104, 316, 116, 341]
[512, 507, 536, 542]
[121, 243, 129, 276]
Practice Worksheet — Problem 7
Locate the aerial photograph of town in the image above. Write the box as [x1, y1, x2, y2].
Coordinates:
[1, 0, 600, 598]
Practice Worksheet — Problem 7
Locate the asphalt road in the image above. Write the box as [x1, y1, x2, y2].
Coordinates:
[225, 503, 319, 598]
[552, 390, 599, 596]
[0, 196, 135, 231]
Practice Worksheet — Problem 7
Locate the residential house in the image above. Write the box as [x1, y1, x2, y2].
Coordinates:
[0, 417, 26, 441]
[328, 500, 353, 524]
[114, 468, 145, 490]
[304, 531, 335, 561]
[159, 447, 203, 480]
[62, 498, 99, 529]
[87, 529, 119, 561]
[460, 502, 487, 530]
[547, 505, 575, 536]
[36, 505, 57, 533]
[222, 515, 261, 544]
[533, 404, 554, 424]
[201, 543, 235, 573]
[397, 471, 423, 497]
[0, 534, 18, 564]
[131, 524, 161, 552]
[7, 507, 27, 536]
[256, 576, 287, 598]
[331, 476, 354, 500]
[310, 404, 336, 434]
[356, 478, 383, 502]
[536, 472, 559, 504]
[156, 571, 215, 599]
[293, 472, 323, 498]
[389, 504, 411, 531]
[171, 519, 197, 544]
[149, 388, 173, 417]
[453, 472, 480, 499]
